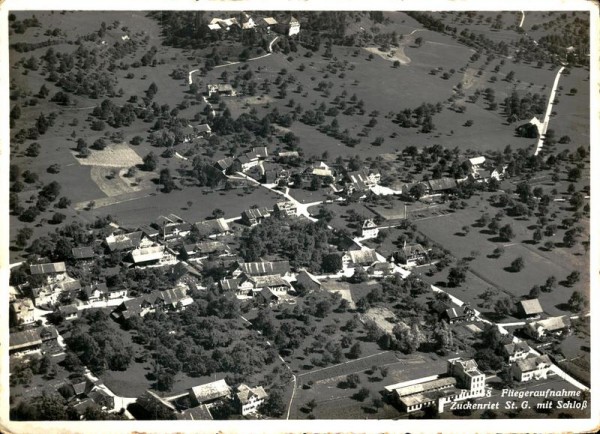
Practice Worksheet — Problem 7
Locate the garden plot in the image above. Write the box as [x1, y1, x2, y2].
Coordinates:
[72, 143, 143, 167]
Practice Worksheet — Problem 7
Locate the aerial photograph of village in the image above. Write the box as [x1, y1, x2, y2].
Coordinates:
[4, 3, 595, 430]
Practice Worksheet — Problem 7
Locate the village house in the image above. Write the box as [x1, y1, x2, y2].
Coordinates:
[346, 170, 381, 193]
[259, 16, 278, 32]
[359, 219, 379, 239]
[517, 298, 544, 319]
[57, 304, 79, 321]
[392, 241, 428, 266]
[138, 224, 160, 241]
[176, 404, 213, 421]
[447, 358, 486, 399]
[306, 161, 334, 179]
[427, 177, 458, 194]
[127, 245, 176, 268]
[105, 231, 150, 253]
[181, 240, 230, 261]
[240, 12, 256, 30]
[255, 287, 282, 306]
[523, 316, 571, 341]
[215, 157, 234, 172]
[207, 83, 236, 97]
[10, 299, 36, 325]
[71, 246, 95, 262]
[241, 207, 271, 226]
[277, 16, 300, 36]
[401, 181, 431, 199]
[111, 287, 192, 320]
[293, 269, 321, 293]
[220, 273, 291, 298]
[502, 341, 531, 364]
[31, 279, 82, 307]
[367, 261, 395, 277]
[80, 282, 109, 302]
[188, 379, 232, 408]
[9, 326, 59, 356]
[442, 304, 475, 324]
[512, 354, 553, 382]
[343, 249, 380, 268]
[274, 201, 297, 217]
[152, 214, 192, 241]
[235, 384, 268, 415]
[30, 262, 67, 283]
[195, 218, 231, 239]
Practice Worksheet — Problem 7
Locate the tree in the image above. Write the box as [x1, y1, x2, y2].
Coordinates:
[567, 291, 585, 312]
[321, 253, 342, 273]
[409, 183, 428, 200]
[532, 228, 543, 244]
[510, 257, 525, 272]
[415, 37, 423, 47]
[353, 387, 370, 402]
[448, 262, 468, 287]
[348, 342, 362, 359]
[143, 152, 158, 171]
[565, 271, 581, 286]
[499, 224, 514, 241]
[261, 389, 286, 417]
[26, 142, 41, 157]
[345, 373, 360, 388]
[544, 275, 557, 292]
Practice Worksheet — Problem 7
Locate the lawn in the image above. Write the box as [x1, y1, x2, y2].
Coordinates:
[415, 190, 589, 320]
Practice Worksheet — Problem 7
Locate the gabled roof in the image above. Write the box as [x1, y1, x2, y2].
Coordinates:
[346, 249, 379, 265]
[258, 287, 280, 301]
[219, 278, 240, 291]
[58, 304, 79, 315]
[195, 218, 231, 237]
[503, 341, 530, 356]
[189, 379, 231, 404]
[392, 377, 457, 397]
[215, 157, 234, 170]
[468, 156, 486, 166]
[529, 316, 570, 332]
[401, 243, 427, 257]
[131, 246, 164, 264]
[445, 307, 468, 320]
[262, 17, 278, 26]
[236, 384, 268, 404]
[161, 287, 188, 306]
[105, 231, 143, 252]
[139, 225, 160, 238]
[515, 354, 552, 372]
[10, 326, 58, 351]
[72, 247, 95, 260]
[177, 404, 213, 420]
[238, 260, 290, 276]
[242, 207, 271, 220]
[294, 270, 321, 291]
[249, 146, 268, 158]
[30, 262, 66, 275]
[250, 274, 290, 288]
[82, 282, 108, 297]
[519, 298, 544, 315]
[197, 123, 211, 133]
[163, 223, 192, 237]
[428, 177, 457, 192]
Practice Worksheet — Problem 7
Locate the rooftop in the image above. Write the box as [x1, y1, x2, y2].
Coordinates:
[30, 262, 66, 275]
[189, 379, 231, 403]
[519, 298, 544, 315]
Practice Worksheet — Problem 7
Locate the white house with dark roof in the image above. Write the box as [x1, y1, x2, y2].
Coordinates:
[359, 219, 379, 239]
[502, 341, 531, 364]
[512, 354, 553, 382]
[235, 384, 268, 415]
[241, 207, 271, 226]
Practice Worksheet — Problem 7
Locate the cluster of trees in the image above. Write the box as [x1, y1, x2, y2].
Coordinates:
[393, 102, 443, 133]
[239, 215, 345, 273]
[503, 91, 547, 123]
[64, 311, 134, 374]
[122, 290, 277, 389]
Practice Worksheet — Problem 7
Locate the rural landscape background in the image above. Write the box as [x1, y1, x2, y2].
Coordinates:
[4, 4, 595, 429]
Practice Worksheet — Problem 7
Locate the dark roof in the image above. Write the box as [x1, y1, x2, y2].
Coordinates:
[82, 282, 108, 297]
[515, 354, 552, 372]
[163, 222, 192, 237]
[215, 157, 234, 171]
[195, 218, 231, 237]
[294, 270, 321, 291]
[10, 326, 58, 351]
[30, 262, 66, 275]
[72, 247, 95, 260]
[445, 307, 468, 320]
[219, 278, 240, 291]
[503, 341, 530, 356]
[177, 404, 213, 420]
[139, 225, 160, 238]
[427, 177, 458, 192]
[242, 207, 271, 220]
[58, 304, 79, 315]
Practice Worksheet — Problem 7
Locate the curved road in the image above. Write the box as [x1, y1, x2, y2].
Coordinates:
[534, 66, 566, 156]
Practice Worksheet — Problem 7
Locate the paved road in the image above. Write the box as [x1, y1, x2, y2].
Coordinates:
[534, 66, 566, 156]
[519, 11, 525, 28]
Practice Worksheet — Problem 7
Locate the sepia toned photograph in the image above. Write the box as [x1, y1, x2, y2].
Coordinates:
[2, 1, 597, 432]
